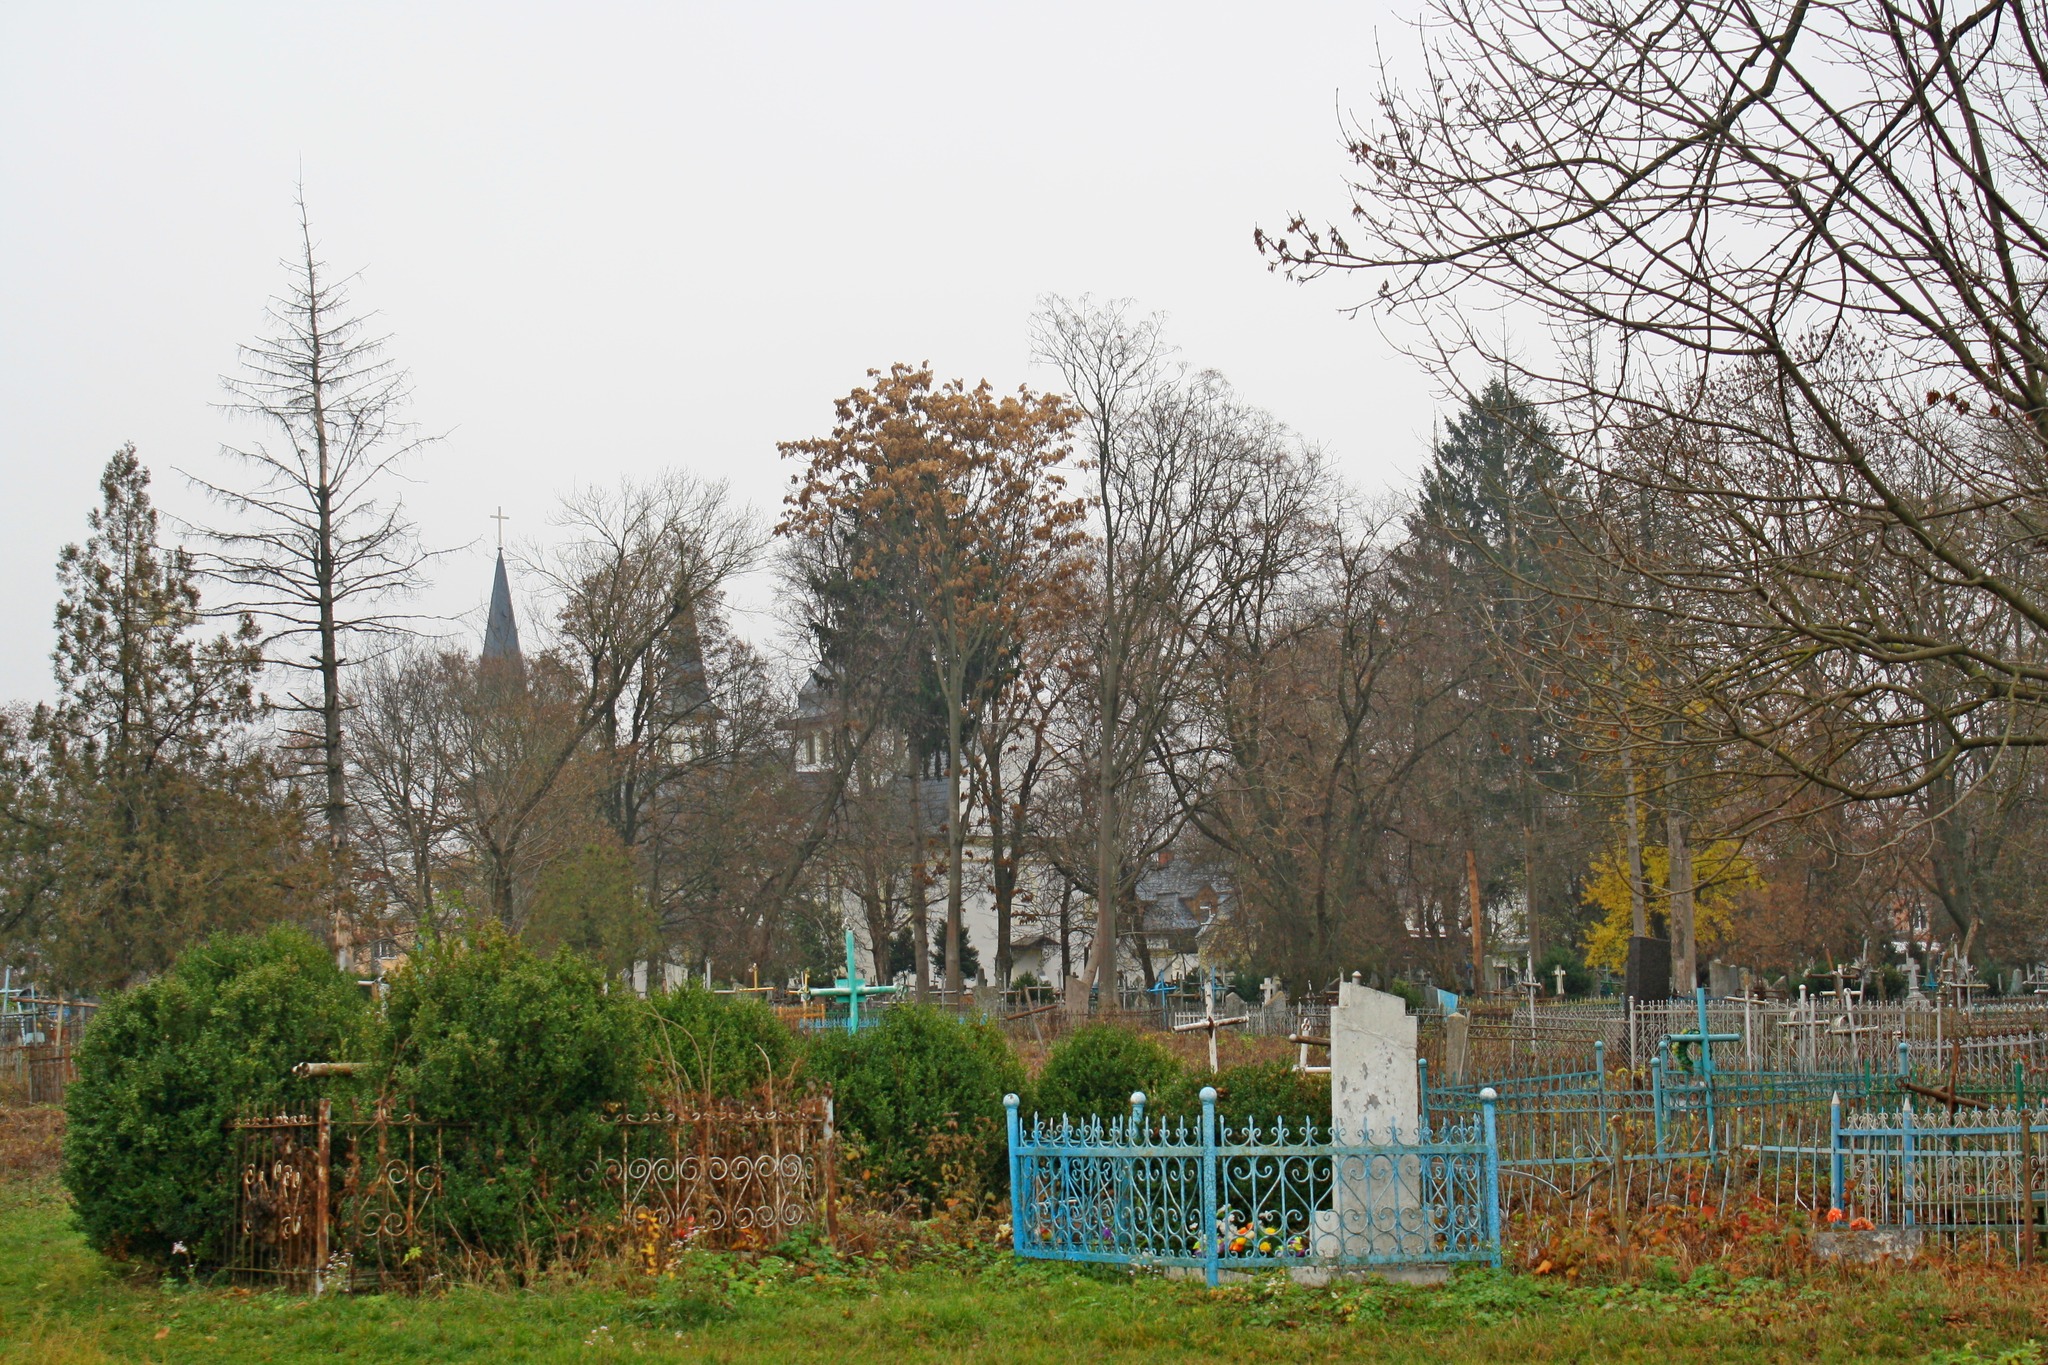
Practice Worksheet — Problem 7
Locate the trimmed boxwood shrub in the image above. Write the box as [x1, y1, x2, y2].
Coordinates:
[1033, 1024, 1186, 1124]
[804, 1004, 1026, 1207]
[639, 985, 798, 1102]
[1157, 1059, 1331, 1131]
[62, 926, 371, 1264]
[378, 925, 642, 1265]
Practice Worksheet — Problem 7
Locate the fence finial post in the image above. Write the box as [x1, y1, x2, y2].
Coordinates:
[1651, 1051, 1666, 1155]
[1004, 1094, 1025, 1255]
[1480, 1087, 1502, 1268]
[1200, 1086, 1220, 1288]
[1129, 1091, 1146, 1130]
[1902, 1095, 1917, 1228]
[1829, 1090, 1844, 1216]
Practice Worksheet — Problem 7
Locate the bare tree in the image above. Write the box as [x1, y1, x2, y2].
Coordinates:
[194, 192, 434, 954]
[1264, 0, 2048, 963]
[348, 644, 464, 934]
[969, 601, 1084, 986]
[1033, 298, 1286, 1006]
[448, 474, 755, 924]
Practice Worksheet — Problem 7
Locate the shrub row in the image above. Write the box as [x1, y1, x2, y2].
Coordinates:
[63, 927, 1325, 1270]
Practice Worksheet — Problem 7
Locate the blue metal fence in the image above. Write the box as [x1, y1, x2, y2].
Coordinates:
[1005, 1086, 1501, 1285]
[1831, 1092, 2044, 1243]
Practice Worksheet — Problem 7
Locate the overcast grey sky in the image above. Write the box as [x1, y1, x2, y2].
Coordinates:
[0, 0, 1440, 705]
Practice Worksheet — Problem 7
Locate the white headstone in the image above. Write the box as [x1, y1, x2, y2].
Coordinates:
[1315, 981, 1425, 1264]
[1328, 981, 1419, 1142]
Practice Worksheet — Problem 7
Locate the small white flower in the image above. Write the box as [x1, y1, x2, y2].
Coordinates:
[171, 1242, 188, 1256]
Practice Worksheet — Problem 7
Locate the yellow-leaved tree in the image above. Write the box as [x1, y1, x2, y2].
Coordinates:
[1582, 839, 1761, 973]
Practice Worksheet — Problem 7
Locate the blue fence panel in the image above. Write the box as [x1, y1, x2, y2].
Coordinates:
[1832, 1098, 2043, 1242]
[1006, 1086, 1501, 1285]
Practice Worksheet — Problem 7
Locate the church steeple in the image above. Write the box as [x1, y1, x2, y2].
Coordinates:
[482, 548, 522, 667]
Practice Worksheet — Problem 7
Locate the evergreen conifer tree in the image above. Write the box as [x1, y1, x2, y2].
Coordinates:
[0, 447, 319, 989]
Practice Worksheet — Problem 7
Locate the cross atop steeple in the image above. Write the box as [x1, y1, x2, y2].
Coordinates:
[491, 506, 509, 549]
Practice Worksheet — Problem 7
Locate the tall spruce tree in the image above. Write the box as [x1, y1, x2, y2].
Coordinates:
[0, 447, 318, 990]
[1409, 380, 1573, 969]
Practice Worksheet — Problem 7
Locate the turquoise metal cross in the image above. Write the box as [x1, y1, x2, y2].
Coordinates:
[808, 930, 901, 1034]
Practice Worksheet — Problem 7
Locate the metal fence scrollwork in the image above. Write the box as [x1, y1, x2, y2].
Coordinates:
[1005, 1087, 1501, 1286]
[230, 1096, 837, 1289]
[590, 1098, 835, 1258]
[229, 1102, 445, 1292]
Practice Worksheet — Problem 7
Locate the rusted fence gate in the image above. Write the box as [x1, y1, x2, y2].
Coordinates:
[228, 1103, 445, 1291]
[589, 1098, 836, 1262]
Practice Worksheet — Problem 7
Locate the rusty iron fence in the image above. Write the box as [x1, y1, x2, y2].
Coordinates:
[589, 1098, 835, 1265]
[229, 1101, 447, 1291]
[227, 1095, 836, 1290]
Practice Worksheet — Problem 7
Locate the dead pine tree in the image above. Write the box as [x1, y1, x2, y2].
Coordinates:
[192, 191, 434, 962]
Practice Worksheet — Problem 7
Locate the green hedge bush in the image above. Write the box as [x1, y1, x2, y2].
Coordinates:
[805, 1005, 1026, 1208]
[62, 926, 371, 1264]
[1156, 1059, 1331, 1131]
[1033, 1024, 1185, 1124]
[640, 985, 798, 1102]
[378, 924, 642, 1265]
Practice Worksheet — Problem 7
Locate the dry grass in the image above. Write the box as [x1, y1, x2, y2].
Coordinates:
[0, 1105, 63, 1182]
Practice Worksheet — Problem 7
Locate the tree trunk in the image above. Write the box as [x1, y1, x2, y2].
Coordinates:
[1521, 718, 1541, 966]
[1058, 881, 1073, 985]
[943, 680, 966, 996]
[304, 236, 348, 964]
[1467, 847, 1486, 993]
[1082, 651, 1122, 1012]
[1131, 898, 1156, 989]
[987, 747, 1015, 987]
[1665, 758, 1695, 993]
[1622, 745, 1647, 937]
[908, 767, 932, 1000]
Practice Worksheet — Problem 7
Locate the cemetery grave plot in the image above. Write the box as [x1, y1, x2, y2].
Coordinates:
[1412, 987, 2048, 1262]
[1009, 981, 1504, 1284]
[227, 1095, 835, 1289]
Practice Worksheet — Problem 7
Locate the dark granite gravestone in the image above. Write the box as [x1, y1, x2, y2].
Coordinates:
[1626, 935, 1671, 1001]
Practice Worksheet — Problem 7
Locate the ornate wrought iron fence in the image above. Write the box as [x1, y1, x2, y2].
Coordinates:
[1005, 1086, 1501, 1285]
[585, 1098, 834, 1259]
[229, 1102, 446, 1291]
[228, 1095, 836, 1289]
[1833, 1096, 2046, 1257]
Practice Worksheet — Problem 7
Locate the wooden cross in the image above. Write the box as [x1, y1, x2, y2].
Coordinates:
[804, 930, 901, 1034]
[1776, 1003, 1828, 1069]
[1173, 971, 1250, 1073]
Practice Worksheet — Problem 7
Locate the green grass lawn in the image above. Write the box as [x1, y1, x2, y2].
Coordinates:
[4, 1174, 2048, 1363]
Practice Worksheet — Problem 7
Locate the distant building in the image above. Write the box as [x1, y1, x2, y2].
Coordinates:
[1128, 849, 1232, 982]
